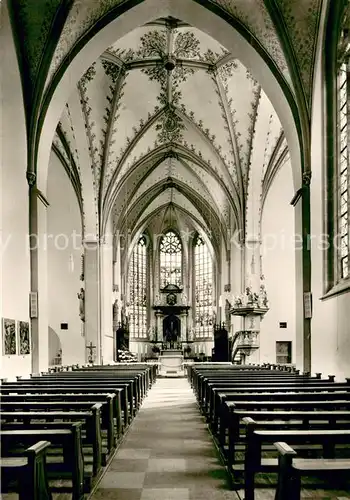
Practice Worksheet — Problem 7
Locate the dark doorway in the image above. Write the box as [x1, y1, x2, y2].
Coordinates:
[163, 315, 181, 347]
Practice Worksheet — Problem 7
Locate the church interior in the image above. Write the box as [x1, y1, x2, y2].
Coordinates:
[1, 0, 350, 498]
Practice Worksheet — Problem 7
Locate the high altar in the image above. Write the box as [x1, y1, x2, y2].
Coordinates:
[152, 284, 190, 344]
[152, 284, 190, 377]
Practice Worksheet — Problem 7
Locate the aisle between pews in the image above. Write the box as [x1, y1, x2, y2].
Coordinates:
[88, 378, 239, 500]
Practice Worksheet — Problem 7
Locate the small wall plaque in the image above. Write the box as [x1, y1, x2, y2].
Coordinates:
[303, 292, 312, 319]
[29, 292, 38, 318]
[279, 322, 287, 328]
[60, 323, 68, 330]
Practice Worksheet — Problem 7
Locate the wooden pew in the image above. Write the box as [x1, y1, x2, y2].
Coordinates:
[1, 422, 85, 500]
[203, 376, 348, 410]
[208, 382, 350, 430]
[220, 399, 350, 453]
[74, 363, 155, 389]
[188, 364, 290, 390]
[75, 364, 154, 395]
[13, 377, 135, 421]
[1, 440, 52, 500]
[227, 409, 350, 467]
[1, 383, 127, 430]
[0, 399, 115, 456]
[195, 371, 305, 403]
[0, 389, 122, 439]
[35, 372, 141, 411]
[200, 375, 344, 415]
[243, 427, 350, 500]
[216, 390, 350, 444]
[274, 441, 350, 500]
[1, 405, 103, 474]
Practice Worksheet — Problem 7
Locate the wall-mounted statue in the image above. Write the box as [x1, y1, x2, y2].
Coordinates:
[258, 283, 269, 308]
[113, 299, 119, 328]
[77, 288, 85, 322]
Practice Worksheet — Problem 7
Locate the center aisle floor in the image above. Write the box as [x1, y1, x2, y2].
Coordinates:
[89, 378, 239, 500]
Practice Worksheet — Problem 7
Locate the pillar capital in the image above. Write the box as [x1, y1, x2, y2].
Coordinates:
[83, 238, 99, 249]
[26, 171, 36, 187]
[302, 171, 312, 186]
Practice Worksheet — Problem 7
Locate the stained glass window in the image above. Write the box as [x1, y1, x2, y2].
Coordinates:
[128, 236, 147, 338]
[160, 231, 182, 287]
[338, 25, 349, 280]
[194, 236, 213, 337]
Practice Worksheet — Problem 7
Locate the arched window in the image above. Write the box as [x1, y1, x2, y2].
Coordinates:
[128, 236, 147, 337]
[194, 236, 213, 337]
[338, 23, 349, 279]
[325, 3, 349, 289]
[160, 231, 182, 287]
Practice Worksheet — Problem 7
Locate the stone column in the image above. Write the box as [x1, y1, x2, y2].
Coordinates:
[100, 236, 114, 364]
[84, 239, 101, 364]
[29, 175, 49, 373]
[292, 171, 312, 373]
[180, 312, 188, 342]
[155, 311, 163, 342]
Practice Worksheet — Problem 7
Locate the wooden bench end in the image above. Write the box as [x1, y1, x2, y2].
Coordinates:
[274, 441, 297, 456]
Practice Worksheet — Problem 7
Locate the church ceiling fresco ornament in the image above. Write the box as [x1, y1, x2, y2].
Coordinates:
[46, 0, 126, 84]
[57, 18, 288, 241]
[209, 0, 291, 83]
[11, 0, 63, 83]
[11, 0, 319, 108]
[13, 0, 318, 247]
[274, 0, 323, 101]
[9, 0, 324, 186]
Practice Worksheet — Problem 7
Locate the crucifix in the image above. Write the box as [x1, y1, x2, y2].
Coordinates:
[86, 341, 96, 364]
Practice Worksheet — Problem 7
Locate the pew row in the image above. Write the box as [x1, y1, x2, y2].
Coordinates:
[1, 440, 52, 500]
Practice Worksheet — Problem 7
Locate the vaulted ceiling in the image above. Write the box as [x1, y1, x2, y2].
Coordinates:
[8, 0, 325, 251]
[52, 18, 286, 251]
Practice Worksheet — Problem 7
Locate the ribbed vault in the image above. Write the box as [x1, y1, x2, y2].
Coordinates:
[49, 16, 292, 246]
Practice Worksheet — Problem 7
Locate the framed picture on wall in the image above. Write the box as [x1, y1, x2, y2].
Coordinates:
[18, 321, 30, 354]
[276, 341, 292, 364]
[2, 318, 17, 355]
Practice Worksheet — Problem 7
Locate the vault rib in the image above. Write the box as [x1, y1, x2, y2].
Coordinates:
[99, 67, 126, 215]
[213, 70, 244, 205]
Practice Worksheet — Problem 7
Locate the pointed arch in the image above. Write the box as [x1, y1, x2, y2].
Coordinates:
[324, 0, 349, 290]
[194, 234, 214, 338]
[127, 234, 148, 338]
[36, 0, 302, 203]
[159, 230, 183, 288]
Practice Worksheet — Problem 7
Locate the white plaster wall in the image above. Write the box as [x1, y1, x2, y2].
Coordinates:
[309, 23, 350, 382]
[47, 153, 84, 365]
[101, 221, 114, 363]
[260, 159, 296, 364]
[230, 235, 244, 336]
[0, 3, 31, 380]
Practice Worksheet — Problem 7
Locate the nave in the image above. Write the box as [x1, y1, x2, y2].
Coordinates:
[2, 362, 350, 500]
[89, 377, 236, 500]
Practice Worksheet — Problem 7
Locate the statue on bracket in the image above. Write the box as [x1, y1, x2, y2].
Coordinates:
[113, 299, 119, 328]
[77, 288, 85, 322]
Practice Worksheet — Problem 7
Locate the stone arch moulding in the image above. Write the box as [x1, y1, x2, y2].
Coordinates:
[37, 0, 302, 200]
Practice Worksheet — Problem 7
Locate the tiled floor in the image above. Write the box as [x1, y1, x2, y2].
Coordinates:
[88, 378, 239, 500]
